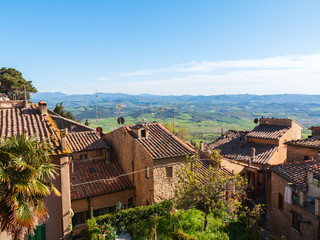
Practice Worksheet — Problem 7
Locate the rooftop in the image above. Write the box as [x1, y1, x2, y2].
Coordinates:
[124, 122, 196, 159]
[0, 103, 62, 154]
[246, 124, 290, 140]
[286, 137, 320, 149]
[70, 159, 134, 200]
[207, 130, 278, 164]
[270, 160, 317, 191]
[67, 131, 108, 152]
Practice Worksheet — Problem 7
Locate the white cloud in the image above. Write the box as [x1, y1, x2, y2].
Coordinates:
[81, 54, 320, 95]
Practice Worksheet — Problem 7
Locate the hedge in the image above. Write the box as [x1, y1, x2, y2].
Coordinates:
[86, 200, 173, 240]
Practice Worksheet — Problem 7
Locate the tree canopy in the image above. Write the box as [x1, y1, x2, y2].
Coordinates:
[175, 153, 246, 231]
[0, 135, 60, 239]
[53, 102, 76, 121]
[0, 67, 37, 100]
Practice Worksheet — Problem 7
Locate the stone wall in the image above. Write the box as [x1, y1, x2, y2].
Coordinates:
[153, 156, 187, 202]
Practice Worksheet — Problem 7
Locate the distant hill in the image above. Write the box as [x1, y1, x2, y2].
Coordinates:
[31, 92, 320, 143]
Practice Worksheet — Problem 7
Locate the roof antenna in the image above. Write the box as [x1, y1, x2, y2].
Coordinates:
[96, 90, 98, 124]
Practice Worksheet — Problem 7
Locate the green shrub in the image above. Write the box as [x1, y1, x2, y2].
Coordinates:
[102, 223, 116, 240]
[171, 229, 198, 240]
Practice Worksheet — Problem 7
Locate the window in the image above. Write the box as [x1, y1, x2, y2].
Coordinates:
[278, 193, 284, 211]
[166, 167, 173, 178]
[145, 166, 150, 178]
[72, 212, 86, 226]
[79, 153, 88, 160]
[304, 155, 310, 161]
[292, 212, 300, 231]
[146, 200, 150, 206]
[93, 208, 107, 218]
[128, 197, 134, 208]
[140, 129, 146, 138]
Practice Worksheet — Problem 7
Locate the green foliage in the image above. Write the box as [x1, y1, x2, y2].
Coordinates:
[0, 135, 60, 238]
[87, 200, 173, 239]
[171, 229, 198, 240]
[102, 223, 116, 240]
[0, 67, 37, 100]
[53, 102, 76, 120]
[175, 153, 246, 231]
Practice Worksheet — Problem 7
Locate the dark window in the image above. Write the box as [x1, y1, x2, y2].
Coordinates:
[146, 200, 150, 206]
[128, 197, 134, 208]
[292, 212, 300, 231]
[72, 212, 86, 226]
[166, 167, 173, 178]
[93, 208, 107, 218]
[108, 206, 115, 213]
[278, 193, 284, 211]
[304, 155, 310, 161]
[140, 129, 146, 138]
[80, 154, 88, 160]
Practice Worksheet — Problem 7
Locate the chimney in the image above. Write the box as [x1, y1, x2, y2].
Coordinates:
[38, 101, 48, 115]
[249, 148, 255, 166]
[60, 128, 68, 152]
[316, 153, 320, 163]
[200, 141, 205, 151]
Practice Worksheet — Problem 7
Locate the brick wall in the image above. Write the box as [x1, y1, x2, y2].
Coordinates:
[287, 145, 319, 163]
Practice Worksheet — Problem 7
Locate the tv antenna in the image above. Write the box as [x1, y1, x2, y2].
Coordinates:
[159, 107, 165, 121]
[96, 90, 98, 124]
[139, 104, 149, 123]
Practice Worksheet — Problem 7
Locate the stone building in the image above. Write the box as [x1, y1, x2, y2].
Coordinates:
[104, 122, 196, 206]
[286, 127, 320, 163]
[269, 160, 320, 240]
[206, 117, 302, 195]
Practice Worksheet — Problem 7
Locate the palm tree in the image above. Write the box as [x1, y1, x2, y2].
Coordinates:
[0, 135, 60, 239]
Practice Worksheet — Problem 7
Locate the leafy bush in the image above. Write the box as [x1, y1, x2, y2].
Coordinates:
[102, 223, 116, 240]
[171, 229, 198, 240]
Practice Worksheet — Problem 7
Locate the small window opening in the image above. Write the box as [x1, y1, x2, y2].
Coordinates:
[140, 129, 146, 138]
[166, 167, 173, 178]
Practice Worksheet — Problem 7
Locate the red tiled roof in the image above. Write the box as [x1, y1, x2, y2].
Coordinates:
[246, 124, 290, 140]
[124, 123, 196, 159]
[70, 159, 134, 200]
[67, 131, 108, 153]
[286, 137, 320, 149]
[207, 130, 278, 165]
[270, 160, 317, 191]
[308, 162, 320, 174]
[0, 104, 62, 154]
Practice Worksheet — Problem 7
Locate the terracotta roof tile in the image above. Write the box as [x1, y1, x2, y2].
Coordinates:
[0, 104, 62, 154]
[246, 124, 290, 140]
[207, 130, 278, 165]
[286, 137, 320, 149]
[124, 123, 196, 159]
[270, 160, 317, 191]
[70, 159, 134, 200]
[67, 131, 108, 152]
[308, 162, 320, 174]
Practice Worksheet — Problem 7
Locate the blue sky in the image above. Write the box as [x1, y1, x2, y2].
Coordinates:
[1, 0, 320, 95]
